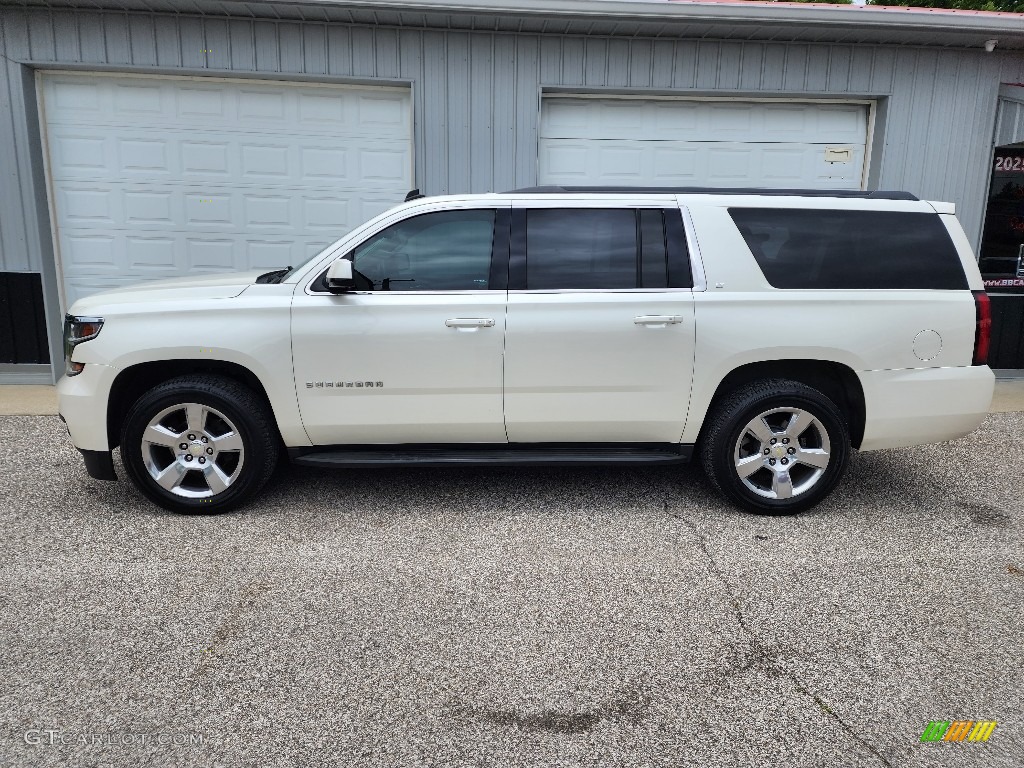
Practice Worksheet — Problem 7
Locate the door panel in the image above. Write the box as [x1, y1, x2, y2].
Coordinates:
[503, 203, 696, 443]
[503, 292, 695, 442]
[292, 293, 507, 445]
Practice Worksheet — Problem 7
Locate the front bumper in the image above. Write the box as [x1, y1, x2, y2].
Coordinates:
[56, 362, 118, 452]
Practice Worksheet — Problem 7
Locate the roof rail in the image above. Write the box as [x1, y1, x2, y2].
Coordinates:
[505, 186, 919, 201]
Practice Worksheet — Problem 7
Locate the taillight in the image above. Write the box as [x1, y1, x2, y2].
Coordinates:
[972, 290, 991, 366]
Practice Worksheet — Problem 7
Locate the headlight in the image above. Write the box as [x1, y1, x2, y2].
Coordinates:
[63, 315, 104, 376]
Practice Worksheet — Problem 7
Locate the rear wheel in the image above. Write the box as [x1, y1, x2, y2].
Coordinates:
[700, 378, 850, 515]
[120, 375, 279, 514]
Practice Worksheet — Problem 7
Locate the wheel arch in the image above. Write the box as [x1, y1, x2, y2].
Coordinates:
[698, 359, 866, 449]
[106, 359, 281, 450]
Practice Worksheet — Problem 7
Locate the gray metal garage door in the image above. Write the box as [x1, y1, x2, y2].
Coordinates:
[540, 97, 870, 190]
[40, 72, 413, 306]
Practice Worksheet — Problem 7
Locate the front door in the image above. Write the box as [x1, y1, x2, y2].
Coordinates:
[503, 203, 696, 443]
[292, 205, 509, 445]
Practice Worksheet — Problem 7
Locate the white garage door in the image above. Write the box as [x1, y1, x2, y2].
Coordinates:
[540, 97, 869, 190]
[40, 73, 413, 306]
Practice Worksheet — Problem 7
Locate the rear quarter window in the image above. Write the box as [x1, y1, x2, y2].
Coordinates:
[728, 208, 968, 290]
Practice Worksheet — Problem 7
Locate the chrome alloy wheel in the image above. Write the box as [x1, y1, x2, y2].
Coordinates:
[732, 407, 831, 500]
[140, 402, 245, 499]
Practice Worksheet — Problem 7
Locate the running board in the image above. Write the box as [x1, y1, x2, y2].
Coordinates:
[289, 444, 692, 469]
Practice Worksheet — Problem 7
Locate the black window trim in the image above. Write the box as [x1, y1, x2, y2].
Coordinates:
[308, 206, 509, 295]
[508, 206, 694, 292]
[665, 207, 692, 289]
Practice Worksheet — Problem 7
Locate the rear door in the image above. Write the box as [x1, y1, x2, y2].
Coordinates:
[502, 198, 696, 443]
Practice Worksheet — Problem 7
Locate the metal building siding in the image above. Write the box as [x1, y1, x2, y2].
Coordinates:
[0, 32, 32, 273]
[0, 60, 27, 273]
[0, 5, 1021, 280]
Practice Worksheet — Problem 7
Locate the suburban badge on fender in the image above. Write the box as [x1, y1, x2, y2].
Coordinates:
[306, 381, 384, 389]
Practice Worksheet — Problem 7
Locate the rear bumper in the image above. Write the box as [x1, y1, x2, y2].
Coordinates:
[858, 365, 994, 451]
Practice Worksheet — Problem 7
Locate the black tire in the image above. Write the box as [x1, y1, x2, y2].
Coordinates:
[699, 378, 850, 516]
[120, 375, 279, 515]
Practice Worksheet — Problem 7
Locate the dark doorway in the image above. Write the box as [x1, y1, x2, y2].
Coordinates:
[0, 272, 50, 365]
[979, 146, 1024, 369]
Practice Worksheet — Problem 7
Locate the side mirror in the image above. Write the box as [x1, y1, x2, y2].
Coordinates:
[326, 259, 355, 293]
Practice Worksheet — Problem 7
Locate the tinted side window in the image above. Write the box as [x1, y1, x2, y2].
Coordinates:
[524, 209, 672, 290]
[729, 208, 968, 290]
[351, 209, 495, 291]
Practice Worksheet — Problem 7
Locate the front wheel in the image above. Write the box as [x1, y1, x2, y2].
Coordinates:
[699, 379, 850, 515]
[120, 375, 279, 514]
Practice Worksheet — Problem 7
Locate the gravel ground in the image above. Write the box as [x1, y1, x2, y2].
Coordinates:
[0, 413, 1021, 768]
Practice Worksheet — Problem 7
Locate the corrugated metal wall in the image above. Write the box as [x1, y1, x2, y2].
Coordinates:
[1, 8, 1024, 275]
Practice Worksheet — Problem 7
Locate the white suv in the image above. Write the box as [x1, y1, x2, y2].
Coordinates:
[57, 187, 995, 515]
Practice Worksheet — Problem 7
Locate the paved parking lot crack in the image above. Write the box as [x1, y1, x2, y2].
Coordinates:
[670, 505, 893, 768]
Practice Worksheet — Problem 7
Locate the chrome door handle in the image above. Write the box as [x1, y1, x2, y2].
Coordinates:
[445, 318, 495, 328]
[634, 315, 684, 325]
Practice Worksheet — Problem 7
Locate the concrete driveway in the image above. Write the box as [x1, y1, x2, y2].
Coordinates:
[0, 412, 1021, 768]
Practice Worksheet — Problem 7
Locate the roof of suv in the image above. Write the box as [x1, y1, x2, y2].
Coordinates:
[506, 186, 919, 200]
